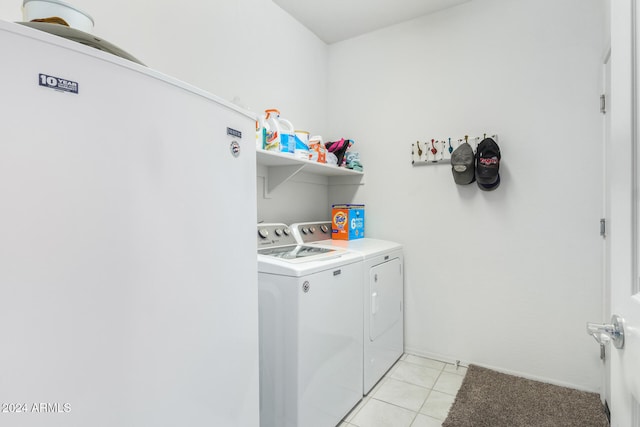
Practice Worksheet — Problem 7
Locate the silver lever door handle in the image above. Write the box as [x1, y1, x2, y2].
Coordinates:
[587, 314, 625, 349]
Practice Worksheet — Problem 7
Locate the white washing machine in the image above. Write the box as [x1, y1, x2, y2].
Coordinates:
[291, 221, 404, 395]
[257, 223, 363, 427]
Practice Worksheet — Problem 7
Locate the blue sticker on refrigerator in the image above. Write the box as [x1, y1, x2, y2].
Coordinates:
[39, 73, 79, 94]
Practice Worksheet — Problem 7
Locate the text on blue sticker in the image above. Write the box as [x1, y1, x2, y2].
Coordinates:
[39, 73, 79, 94]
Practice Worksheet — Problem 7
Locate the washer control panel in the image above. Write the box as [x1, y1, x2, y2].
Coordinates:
[257, 223, 296, 248]
[291, 221, 332, 244]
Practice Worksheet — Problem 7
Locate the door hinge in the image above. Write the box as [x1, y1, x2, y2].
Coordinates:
[600, 218, 606, 237]
[600, 94, 606, 114]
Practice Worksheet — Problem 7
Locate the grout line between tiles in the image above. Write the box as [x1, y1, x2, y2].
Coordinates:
[345, 355, 465, 426]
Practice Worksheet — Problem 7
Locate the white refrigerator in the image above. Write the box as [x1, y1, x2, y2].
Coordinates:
[0, 20, 259, 426]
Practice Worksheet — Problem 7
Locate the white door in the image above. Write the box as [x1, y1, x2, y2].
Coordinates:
[608, 1, 640, 425]
[369, 258, 403, 340]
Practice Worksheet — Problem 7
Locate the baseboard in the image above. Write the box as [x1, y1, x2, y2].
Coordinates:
[403, 347, 471, 367]
[403, 346, 599, 393]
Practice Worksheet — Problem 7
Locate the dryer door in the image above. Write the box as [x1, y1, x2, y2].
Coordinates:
[370, 257, 403, 340]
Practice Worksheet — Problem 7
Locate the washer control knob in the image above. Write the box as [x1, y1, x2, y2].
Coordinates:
[320, 225, 329, 233]
[302, 227, 309, 235]
[309, 227, 316, 234]
[283, 227, 291, 236]
[274, 228, 283, 237]
[258, 229, 269, 239]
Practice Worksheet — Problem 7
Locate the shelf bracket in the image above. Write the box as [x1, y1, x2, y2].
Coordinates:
[264, 164, 306, 197]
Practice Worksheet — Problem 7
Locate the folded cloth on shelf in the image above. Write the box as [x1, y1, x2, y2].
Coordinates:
[346, 152, 359, 163]
[326, 138, 354, 166]
[326, 152, 338, 165]
[346, 151, 363, 171]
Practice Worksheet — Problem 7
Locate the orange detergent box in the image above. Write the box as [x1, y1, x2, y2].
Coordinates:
[331, 204, 365, 240]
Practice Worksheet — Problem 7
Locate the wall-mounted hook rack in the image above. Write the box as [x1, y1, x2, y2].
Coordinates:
[411, 134, 498, 166]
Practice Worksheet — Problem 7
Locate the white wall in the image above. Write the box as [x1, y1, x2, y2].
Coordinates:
[0, 0, 332, 223]
[328, 0, 607, 391]
[257, 170, 330, 224]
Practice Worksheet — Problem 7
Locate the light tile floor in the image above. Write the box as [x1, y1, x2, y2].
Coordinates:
[340, 354, 468, 427]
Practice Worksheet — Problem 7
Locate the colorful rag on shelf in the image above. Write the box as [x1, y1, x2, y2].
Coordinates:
[326, 138, 352, 167]
[345, 151, 363, 172]
[326, 138, 363, 170]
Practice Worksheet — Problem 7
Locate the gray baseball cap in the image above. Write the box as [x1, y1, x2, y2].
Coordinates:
[451, 143, 475, 185]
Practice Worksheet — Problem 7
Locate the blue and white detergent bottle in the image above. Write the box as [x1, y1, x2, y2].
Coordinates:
[294, 130, 310, 160]
[262, 109, 295, 154]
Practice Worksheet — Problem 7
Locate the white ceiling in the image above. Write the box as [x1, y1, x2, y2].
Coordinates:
[272, 0, 471, 44]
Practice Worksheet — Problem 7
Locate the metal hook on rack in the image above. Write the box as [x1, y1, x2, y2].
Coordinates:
[410, 133, 499, 166]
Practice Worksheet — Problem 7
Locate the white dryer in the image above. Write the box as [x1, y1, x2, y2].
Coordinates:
[257, 223, 363, 427]
[291, 222, 404, 395]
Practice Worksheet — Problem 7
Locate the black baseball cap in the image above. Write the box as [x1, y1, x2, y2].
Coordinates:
[476, 138, 501, 191]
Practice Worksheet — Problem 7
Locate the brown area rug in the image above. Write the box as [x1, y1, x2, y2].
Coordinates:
[442, 365, 609, 427]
